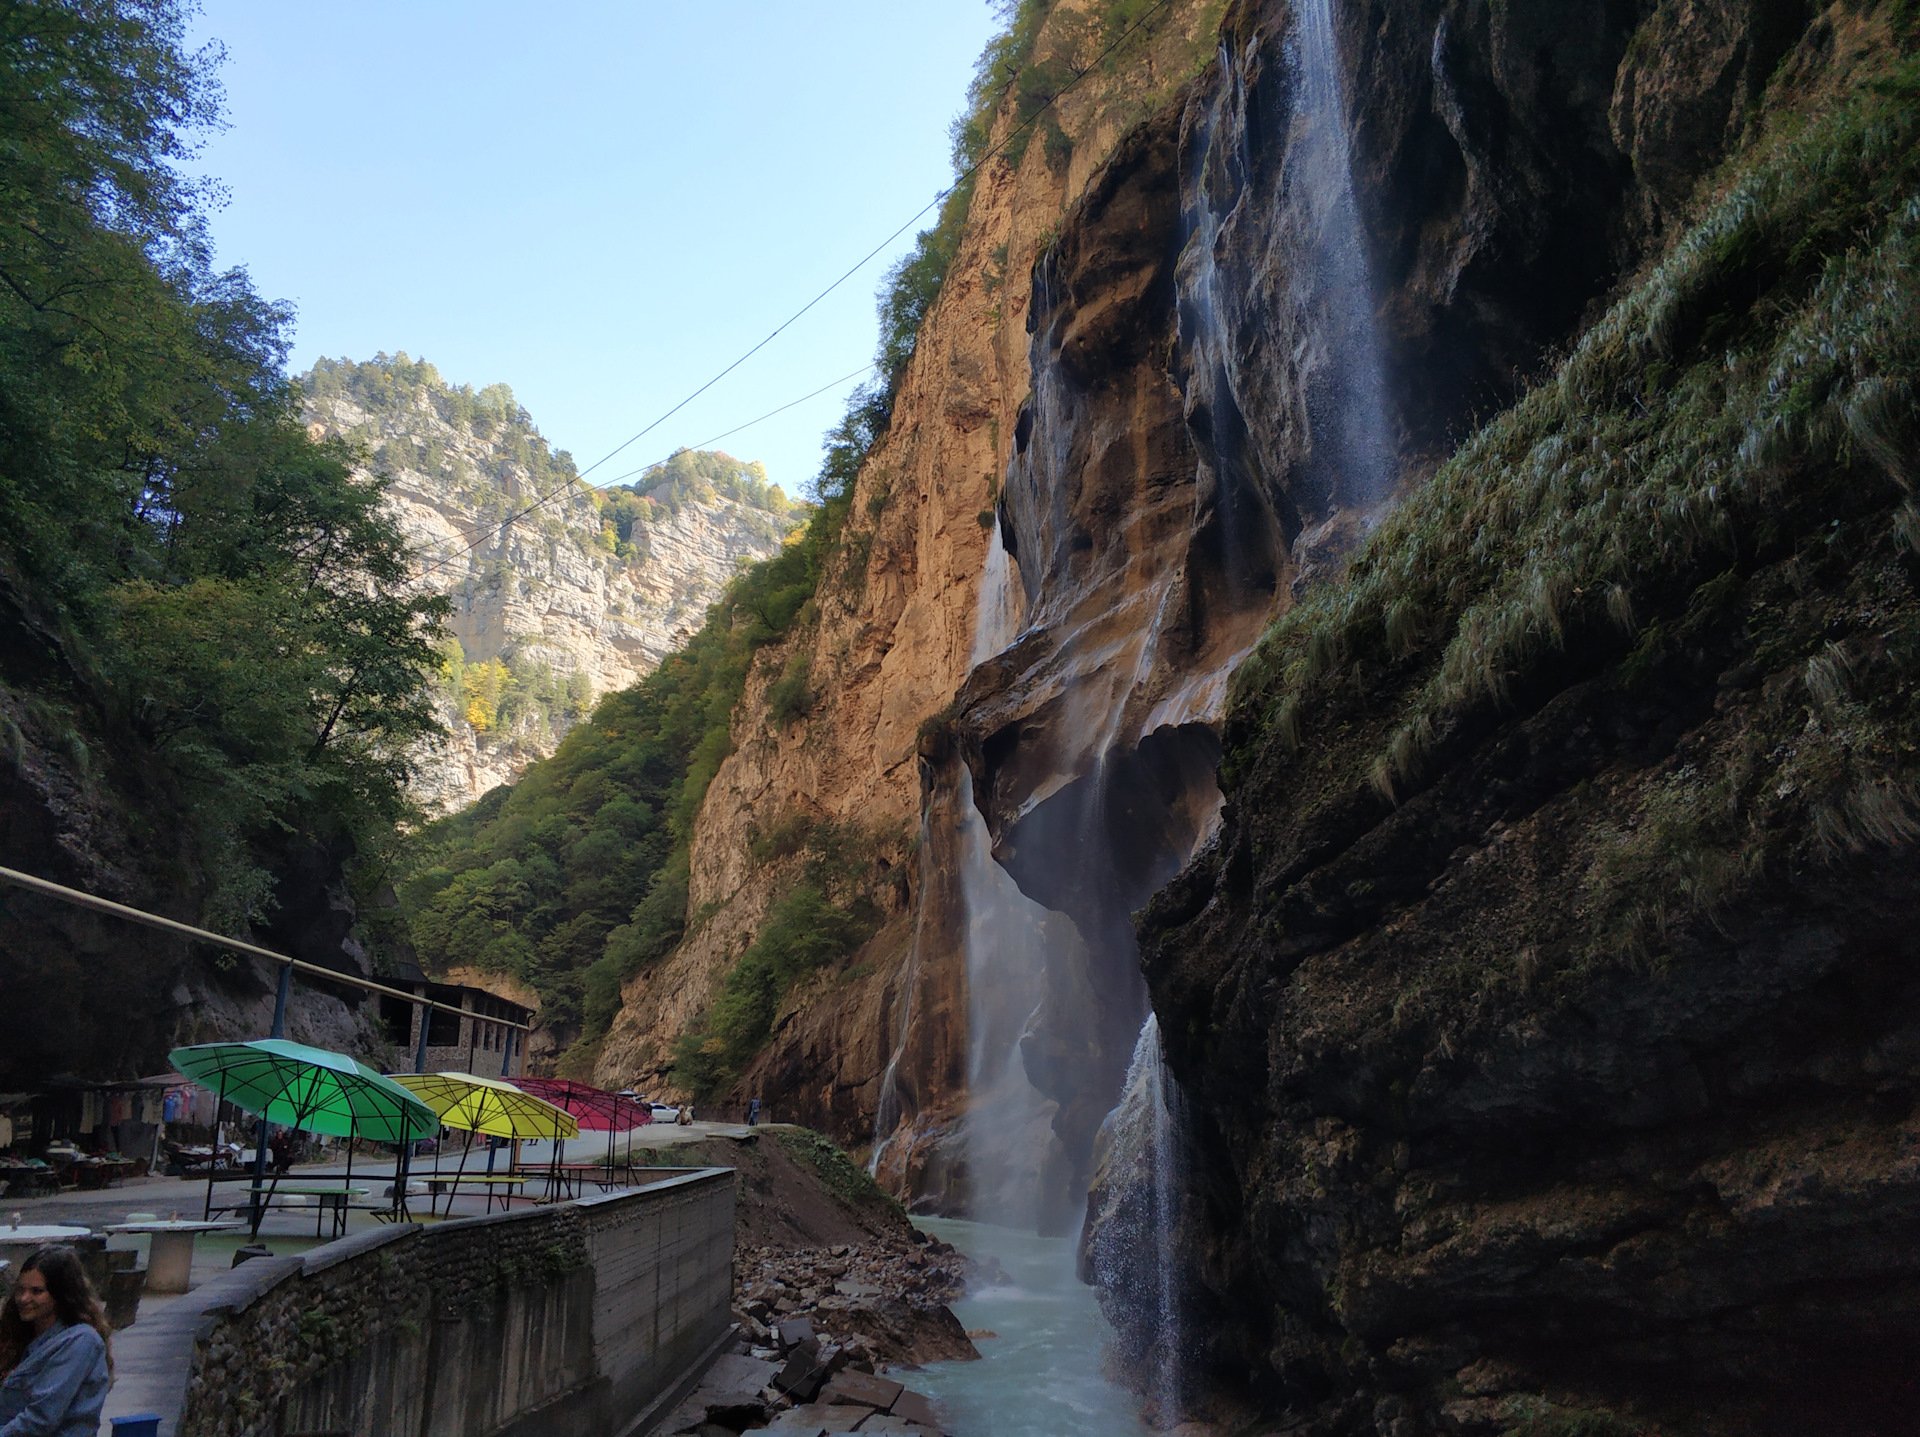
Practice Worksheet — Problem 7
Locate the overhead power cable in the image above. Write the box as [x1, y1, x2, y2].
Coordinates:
[406, 0, 1179, 583]
[0, 864, 531, 1031]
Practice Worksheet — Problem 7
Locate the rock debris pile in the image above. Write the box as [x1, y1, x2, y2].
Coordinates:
[660, 1231, 978, 1435]
[736, 1232, 976, 1366]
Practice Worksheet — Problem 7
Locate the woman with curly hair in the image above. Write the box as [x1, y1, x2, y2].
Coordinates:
[0, 1246, 111, 1436]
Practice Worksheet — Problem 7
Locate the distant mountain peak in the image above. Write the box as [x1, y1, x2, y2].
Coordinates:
[301, 354, 804, 813]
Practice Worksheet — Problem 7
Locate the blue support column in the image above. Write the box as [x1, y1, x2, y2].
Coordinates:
[246, 963, 294, 1233]
[395, 997, 432, 1214]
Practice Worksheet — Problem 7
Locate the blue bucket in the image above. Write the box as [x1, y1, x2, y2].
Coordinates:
[110, 1417, 161, 1437]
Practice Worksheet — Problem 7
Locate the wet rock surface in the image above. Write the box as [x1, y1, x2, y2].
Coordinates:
[733, 1233, 976, 1370]
[659, 1234, 976, 1435]
[1129, 6, 1920, 1432]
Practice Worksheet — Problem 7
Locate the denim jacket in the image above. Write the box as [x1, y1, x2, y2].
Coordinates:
[0, 1322, 109, 1437]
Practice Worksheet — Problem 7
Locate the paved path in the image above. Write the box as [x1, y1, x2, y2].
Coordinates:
[1, 1123, 763, 1434]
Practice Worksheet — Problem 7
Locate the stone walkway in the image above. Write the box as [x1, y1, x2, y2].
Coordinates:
[4, 1124, 748, 1435]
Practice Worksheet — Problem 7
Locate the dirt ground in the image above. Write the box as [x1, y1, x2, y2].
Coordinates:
[631, 1123, 920, 1251]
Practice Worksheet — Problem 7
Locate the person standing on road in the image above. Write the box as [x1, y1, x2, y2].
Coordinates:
[0, 1245, 111, 1437]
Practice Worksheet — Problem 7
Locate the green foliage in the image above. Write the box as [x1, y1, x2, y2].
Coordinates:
[0, 0, 446, 928]
[765, 653, 814, 728]
[1499, 1397, 1641, 1437]
[770, 1127, 904, 1216]
[1228, 54, 1920, 961]
[306, 352, 600, 579]
[876, 185, 974, 394]
[594, 448, 796, 558]
[669, 816, 892, 1095]
[671, 877, 882, 1098]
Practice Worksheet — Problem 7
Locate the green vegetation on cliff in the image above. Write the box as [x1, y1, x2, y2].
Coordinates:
[0, 0, 446, 934]
[397, 390, 891, 1064]
[305, 354, 797, 558]
[1229, 54, 1920, 970]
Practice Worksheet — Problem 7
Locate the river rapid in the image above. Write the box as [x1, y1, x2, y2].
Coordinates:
[908, 1218, 1153, 1436]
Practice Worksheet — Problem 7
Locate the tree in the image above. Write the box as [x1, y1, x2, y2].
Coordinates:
[0, 0, 447, 925]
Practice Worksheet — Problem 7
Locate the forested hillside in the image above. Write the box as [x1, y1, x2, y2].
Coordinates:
[395, 392, 888, 1063]
[0, 2, 445, 1080]
[304, 354, 804, 812]
[390, 0, 1226, 1085]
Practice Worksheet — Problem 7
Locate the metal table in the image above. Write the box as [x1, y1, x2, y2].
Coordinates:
[212, 1185, 371, 1239]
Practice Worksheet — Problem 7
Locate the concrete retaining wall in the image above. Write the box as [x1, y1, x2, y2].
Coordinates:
[168, 1169, 733, 1437]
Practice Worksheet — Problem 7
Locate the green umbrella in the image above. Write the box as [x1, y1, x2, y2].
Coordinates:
[169, 1038, 440, 1229]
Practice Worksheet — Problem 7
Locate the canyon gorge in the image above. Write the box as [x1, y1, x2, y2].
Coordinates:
[584, 0, 1920, 1430]
[3, 0, 1916, 1431]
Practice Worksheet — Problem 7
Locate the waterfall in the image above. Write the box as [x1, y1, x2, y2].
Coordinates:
[868, 801, 936, 1179]
[958, 793, 1058, 1227]
[1290, 0, 1396, 513]
[970, 514, 1024, 666]
[1087, 1013, 1187, 1424]
[901, 5, 1397, 1424]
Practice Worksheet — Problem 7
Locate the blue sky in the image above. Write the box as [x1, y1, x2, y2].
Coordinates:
[183, 3, 1005, 499]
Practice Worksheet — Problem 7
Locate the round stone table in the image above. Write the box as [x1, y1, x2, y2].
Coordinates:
[0, 1224, 93, 1274]
[105, 1220, 243, 1294]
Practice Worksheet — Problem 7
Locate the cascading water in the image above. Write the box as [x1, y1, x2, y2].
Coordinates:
[1086, 1013, 1188, 1423]
[893, 3, 1401, 1424]
[970, 514, 1024, 666]
[957, 794, 1058, 1229]
[1289, 0, 1396, 513]
[867, 801, 937, 1180]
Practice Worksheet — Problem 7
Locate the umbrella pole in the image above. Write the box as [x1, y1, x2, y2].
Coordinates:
[203, 1078, 227, 1221]
[253, 1095, 309, 1239]
[450, 1122, 476, 1218]
[605, 1124, 615, 1190]
[248, 965, 292, 1235]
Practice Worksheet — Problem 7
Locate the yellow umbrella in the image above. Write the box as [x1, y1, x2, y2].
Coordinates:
[388, 1072, 578, 1140]
[387, 1072, 578, 1214]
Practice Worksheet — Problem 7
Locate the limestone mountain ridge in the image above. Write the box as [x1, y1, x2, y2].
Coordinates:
[302, 354, 803, 814]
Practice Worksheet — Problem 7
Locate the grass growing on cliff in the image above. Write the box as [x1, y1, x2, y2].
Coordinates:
[1229, 53, 1920, 956]
[670, 825, 888, 1097]
[1498, 1398, 1641, 1437]
[771, 1127, 904, 1216]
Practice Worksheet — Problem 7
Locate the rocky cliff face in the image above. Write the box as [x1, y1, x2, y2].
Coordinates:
[1128, 3, 1920, 1433]
[591, 1, 1229, 1133]
[597, 3, 1917, 1427]
[0, 681, 397, 1085]
[305, 364, 800, 813]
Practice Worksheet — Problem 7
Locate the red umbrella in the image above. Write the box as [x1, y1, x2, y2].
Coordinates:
[512, 1077, 651, 1131]
[511, 1077, 650, 1192]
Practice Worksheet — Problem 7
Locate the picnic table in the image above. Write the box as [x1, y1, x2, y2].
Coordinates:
[166, 1142, 244, 1174]
[210, 1184, 372, 1239]
[68, 1156, 137, 1189]
[414, 1171, 528, 1216]
[528, 1161, 641, 1202]
[105, 1219, 242, 1293]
